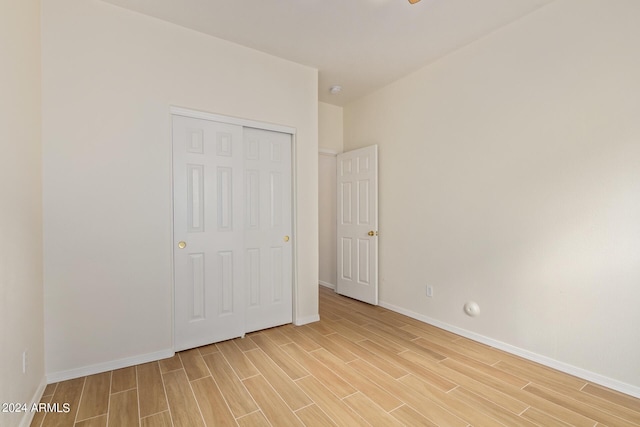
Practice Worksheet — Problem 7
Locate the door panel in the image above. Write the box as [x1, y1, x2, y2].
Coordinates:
[243, 127, 292, 333]
[337, 145, 378, 305]
[174, 116, 245, 351]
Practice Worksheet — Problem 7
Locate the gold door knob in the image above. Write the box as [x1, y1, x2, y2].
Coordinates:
[284, 236, 290, 242]
[178, 241, 187, 249]
[368, 231, 376, 236]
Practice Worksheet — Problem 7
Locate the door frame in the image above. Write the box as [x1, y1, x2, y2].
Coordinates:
[169, 106, 298, 350]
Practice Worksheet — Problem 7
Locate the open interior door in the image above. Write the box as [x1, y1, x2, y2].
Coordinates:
[336, 145, 378, 305]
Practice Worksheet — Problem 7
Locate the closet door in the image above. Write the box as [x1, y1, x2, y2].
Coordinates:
[173, 116, 293, 351]
[243, 127, 293, 333]
[173, 116, 245, 351]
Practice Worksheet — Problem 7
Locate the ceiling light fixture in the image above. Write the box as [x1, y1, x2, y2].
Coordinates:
[329, 85, 342, 95]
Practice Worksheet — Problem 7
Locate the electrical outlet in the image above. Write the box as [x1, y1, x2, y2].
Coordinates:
[22, 350, 28, 374]
[426, 285, 433, 298]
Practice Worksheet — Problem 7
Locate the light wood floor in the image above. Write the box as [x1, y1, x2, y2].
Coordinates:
[33, 286, 640, 427]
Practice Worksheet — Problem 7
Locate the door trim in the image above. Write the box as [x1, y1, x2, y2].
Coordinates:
[169, 106, 299, 350]
[171, 106, 296, 134]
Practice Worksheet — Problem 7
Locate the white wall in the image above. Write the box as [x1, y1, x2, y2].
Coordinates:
[344, 0, 640, 395]
[319, 154, 338, 288]
[319, 102, 344, 153]
[0, 0, 45, 425]
[42, 0, 318, 379]
[318, 102, 344, 288]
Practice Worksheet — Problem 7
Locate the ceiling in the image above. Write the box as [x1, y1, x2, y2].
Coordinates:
[100, 0, 553, 106]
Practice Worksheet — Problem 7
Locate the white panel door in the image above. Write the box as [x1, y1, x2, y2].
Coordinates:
[336, 145, 378, 305]
[243, 127, 292, 333]
[173, 116, 245, 351]
[173, 115, 293, 352]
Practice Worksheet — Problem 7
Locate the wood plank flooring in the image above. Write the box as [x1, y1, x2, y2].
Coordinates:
[33, 286, 640, 426]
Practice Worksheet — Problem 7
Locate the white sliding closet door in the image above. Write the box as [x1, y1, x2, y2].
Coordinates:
[173, 115, 292, 351]
[243, 127, 293, 333]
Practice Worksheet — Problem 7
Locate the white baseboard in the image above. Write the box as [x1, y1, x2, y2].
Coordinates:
[294, 314, 320, 326]
[379, 300, 640, 399]
[46, 349, 174, 384]
[319, 281, 335, 289]
[18, 376, 47, 427]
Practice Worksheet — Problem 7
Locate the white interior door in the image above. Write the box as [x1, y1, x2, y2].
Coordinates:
[173, 115, 292, 352]
[336, 145, 378, 305]
[243, 127, 292, 333]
